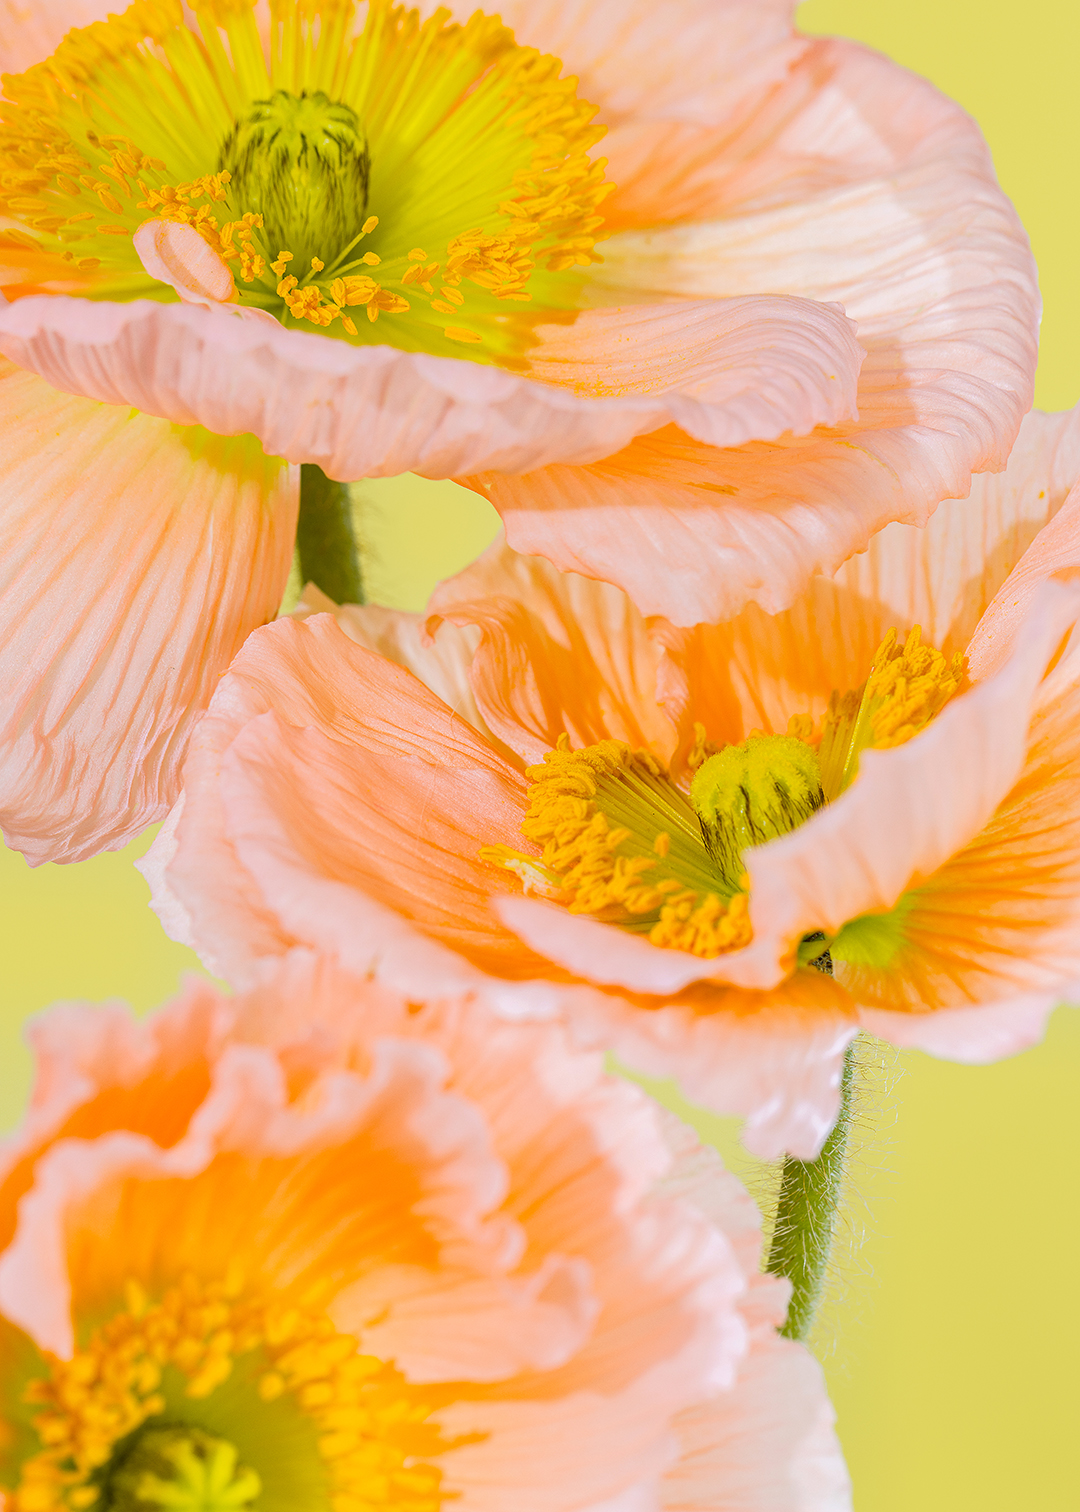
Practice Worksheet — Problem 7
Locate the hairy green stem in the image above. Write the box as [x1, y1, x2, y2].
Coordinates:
[766, 1040, 857, 1340]
[296, 463, 364, 604]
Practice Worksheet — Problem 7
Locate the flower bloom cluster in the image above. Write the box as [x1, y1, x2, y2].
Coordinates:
[0, 955, 849, 1510]
[0, 1, 1068, 1508]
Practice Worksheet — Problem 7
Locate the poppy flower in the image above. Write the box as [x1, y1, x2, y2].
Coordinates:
[0, 949, 850, 1510]
[144, 404, 1080, 1158]
[0, 0, 1037, 860]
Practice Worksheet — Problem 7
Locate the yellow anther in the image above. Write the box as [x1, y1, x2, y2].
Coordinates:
[818, 625, 965, 799]
[484, 736, 750, 959]
[14, 1270, 447, 1512]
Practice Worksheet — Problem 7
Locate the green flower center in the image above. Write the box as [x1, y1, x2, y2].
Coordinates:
[690, 734, 824, 894]
[108, 1428, 260, 1512]
[218, 90, 370, 276]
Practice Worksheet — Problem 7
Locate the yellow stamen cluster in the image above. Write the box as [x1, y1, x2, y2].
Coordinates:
[15, 1270, 445, 1512]
[818, 626, 965, 799]
[649, 890, 752, 956]
[138, 172, 266, 275]
[0, 0, 614, 360]
[483, 736, 751, 960]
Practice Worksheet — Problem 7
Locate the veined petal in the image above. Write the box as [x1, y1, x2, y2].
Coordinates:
[0, 294, 861, 480]
[427, 537, 676, 764]
[648, 406, 1080, 767]
[0, 361, 296, 863]
[477, 37, 1039, 626]
[477, 0, 804, 128]
[292, 586, 497, 747]
[742, 579, 1080, 971]
[522, 297, 863, 447]
[967, 480, 1080, 680]
[834, 406, 1080, 660]
[145, 615, 546, 993]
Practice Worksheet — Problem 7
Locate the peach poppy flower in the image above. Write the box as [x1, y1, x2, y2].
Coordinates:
[0, 950, 850, 1511]
[0, 0, 1037, 862]
[144, 404, 1080, 1160]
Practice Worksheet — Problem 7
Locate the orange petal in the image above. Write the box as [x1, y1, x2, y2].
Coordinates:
[742, 579, 1080, 976]
[145, 615, 547, 995]
[428, 535, 676, 764]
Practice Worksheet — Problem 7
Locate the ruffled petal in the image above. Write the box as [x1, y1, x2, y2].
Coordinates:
[522, 297, 863, 447]
[292, 586, 498, 746]
[476, 37, 1039, 625]
[0, 981, 221, 1253]
[484, 0, 804, 128]
[645, 405, 1080, 768]
[0, 1034, 512, 1358]
[742, 579, 1080, 973]
[144, 614, 547, 993]
[967, 479, 1080, 680]
[0, 361, 296, 863]
[0, 293, 860, 480]
[834, 405, 1080, 661]
[427, 536, 675, 764]
[556, 973, 858, 1160]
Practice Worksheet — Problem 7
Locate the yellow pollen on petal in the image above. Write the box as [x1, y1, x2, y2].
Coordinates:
[482, 736, 752, 960]
[817, 625, 966, 800]
[12, 1272, 448, 1512]
[0, 0, 613, 362]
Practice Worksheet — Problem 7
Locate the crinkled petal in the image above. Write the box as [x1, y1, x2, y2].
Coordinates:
[648, 405, 1080, 769]
[482, 0, 804, 127]
[558, 975, 857, 1161]
[522, 298, 863, 447]
[967, 479, 1080, 680]
[428, 536, 675, 763]
[335, 1256, 598, 1384]
[143, 615, 546, 991]
[475, 37, 1039, 625]
[294, 585, 493, 738]
[0, 294, 861, 481]
[834, 405, 1080, 660]
[0, 981, 221, 1253]
[743, 579, 1080, 971]
[0, 1034, 513, 1357]
[0, 361, 296, 863]
[663, 1336, 851, 1511]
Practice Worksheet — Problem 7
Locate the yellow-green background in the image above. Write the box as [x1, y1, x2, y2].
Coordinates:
[2, 2, 1078, 1505]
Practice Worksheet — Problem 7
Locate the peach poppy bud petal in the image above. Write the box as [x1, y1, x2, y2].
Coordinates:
[134, 218, 238, 306]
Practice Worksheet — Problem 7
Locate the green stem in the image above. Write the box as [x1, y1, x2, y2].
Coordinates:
[766, 1039, 857, 1341]
[296, 463, 364, 604]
